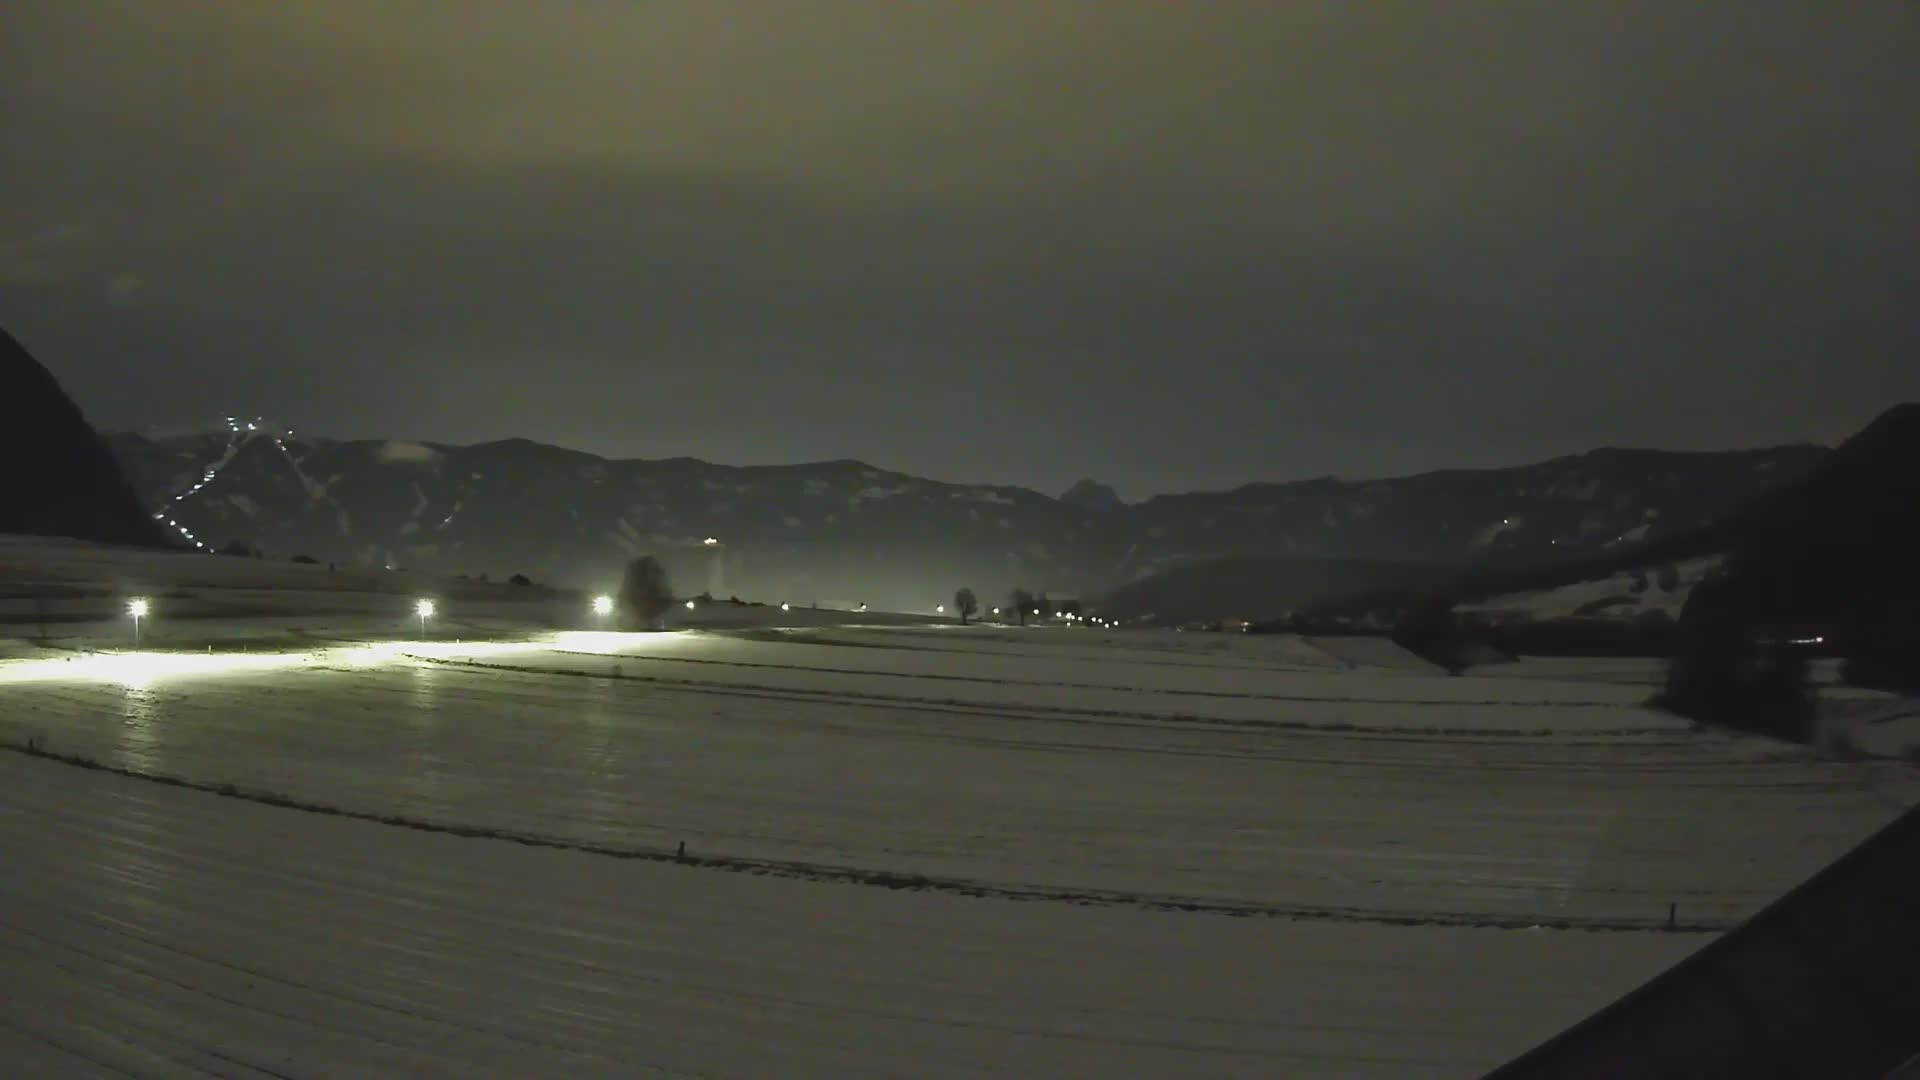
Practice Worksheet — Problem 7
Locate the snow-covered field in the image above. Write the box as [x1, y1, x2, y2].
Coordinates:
[3, 538, 1916, 1075]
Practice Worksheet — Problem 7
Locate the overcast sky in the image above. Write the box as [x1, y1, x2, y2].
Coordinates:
[3, 3, 1916, 498]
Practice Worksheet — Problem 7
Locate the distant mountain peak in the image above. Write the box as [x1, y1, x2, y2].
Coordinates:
[1061, 478, 1125, 512]
[1850, 402, 1920, 446]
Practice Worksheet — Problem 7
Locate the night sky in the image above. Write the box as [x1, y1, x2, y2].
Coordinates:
[3, 3, 1916, 498]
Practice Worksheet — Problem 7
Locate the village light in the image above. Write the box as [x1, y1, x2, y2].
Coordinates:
[685, 599, 697, 610]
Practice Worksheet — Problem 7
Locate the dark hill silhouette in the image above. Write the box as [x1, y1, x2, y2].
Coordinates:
[0, 327, 169, 548]
[1304, 407, 1917, 634]
[1680, 402, 1920, 690]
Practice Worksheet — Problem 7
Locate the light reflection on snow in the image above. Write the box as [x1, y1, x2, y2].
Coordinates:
[0, 631, 699, 688]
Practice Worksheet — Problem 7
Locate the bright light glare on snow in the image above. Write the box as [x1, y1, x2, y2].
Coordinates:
[0, 637, 594, 688]
[548, 630, 697, 654]
[0, 649, 311, 689]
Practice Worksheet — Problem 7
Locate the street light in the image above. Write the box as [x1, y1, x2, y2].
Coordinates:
[591, 595, 614, 617]
[415, 598, 435, 636]
[936, 604, 945, 614]
[128, 598, 149, 644]
[781, 602, 791, 612]
[685, 599, 697, 610]
[703, 537, 719, 546]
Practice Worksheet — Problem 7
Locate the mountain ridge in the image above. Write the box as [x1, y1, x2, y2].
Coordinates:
[104, 425, 1829, 611]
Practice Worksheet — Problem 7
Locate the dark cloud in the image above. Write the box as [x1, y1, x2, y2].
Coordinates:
[3, 2, 1916, 497]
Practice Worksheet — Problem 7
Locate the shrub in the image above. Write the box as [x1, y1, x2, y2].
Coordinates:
[508, 573, 533, 587]
[291, 554, 319, 565]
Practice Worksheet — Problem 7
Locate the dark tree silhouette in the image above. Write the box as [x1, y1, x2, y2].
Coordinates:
[618, 556, 674, 629]
[1008, 588, 1034, 626]
[1656, 572, 1812, 741]
[953, 587, 978, 625]
[1036, 592, 1053, 620]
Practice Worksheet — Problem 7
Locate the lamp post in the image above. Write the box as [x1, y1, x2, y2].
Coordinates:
[415, 598, 435, 637]
[592, 595, 614, 625]
[128, 598, 149, 645]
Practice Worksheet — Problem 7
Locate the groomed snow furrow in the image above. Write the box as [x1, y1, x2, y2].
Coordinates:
[0, 743, 1743, 933]
[0, 751, 1705, 1077]
[6, 644, 1913, 926]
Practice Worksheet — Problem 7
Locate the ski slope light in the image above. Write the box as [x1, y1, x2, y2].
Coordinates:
[591, 595, 614, 616]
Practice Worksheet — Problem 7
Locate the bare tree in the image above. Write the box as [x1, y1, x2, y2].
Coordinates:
[953, 587, 978, 625]
[619, 556, 675, 629]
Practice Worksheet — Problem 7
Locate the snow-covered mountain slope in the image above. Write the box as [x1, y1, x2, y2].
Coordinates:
[1459, 556, 1724, 625]
[105, 429, 1823, 611]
